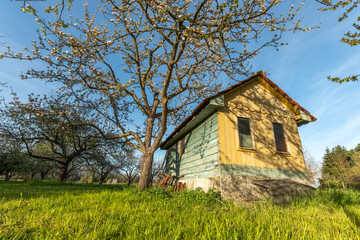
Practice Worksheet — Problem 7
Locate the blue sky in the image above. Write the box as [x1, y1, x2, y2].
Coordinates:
[0, 0, 360, 166]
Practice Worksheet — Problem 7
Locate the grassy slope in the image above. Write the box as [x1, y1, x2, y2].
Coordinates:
[0, 180, 360, 240]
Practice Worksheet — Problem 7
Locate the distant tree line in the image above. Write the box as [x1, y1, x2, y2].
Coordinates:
[320, 144, 360, 189]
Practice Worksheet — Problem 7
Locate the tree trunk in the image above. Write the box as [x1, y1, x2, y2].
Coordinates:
[127, 175, 134, 185]
[99, 167, 114, 185]
[57, 162, 69, 181]
[5, 170, 11, 181]
[40, 171, 49, 180]
[99, 175, 106, 185]
[137, 150, 154, 190]
[92, 172, 96, 184]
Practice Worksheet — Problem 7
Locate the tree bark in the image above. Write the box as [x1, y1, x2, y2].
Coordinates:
[137, 150, 154, 190]
[57, 162, 69, 181]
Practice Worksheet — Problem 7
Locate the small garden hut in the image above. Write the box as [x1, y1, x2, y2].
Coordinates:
[160, 71, 316, 200]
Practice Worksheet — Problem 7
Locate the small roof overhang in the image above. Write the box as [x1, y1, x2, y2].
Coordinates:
[160, 95, 224, 150]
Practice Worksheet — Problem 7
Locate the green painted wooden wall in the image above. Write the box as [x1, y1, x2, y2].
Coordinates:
[165, 113, 219, 180]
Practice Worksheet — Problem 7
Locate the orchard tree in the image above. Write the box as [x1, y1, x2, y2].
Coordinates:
[29, 142, 60, 179]
[26, 157, 57, 180]
[317, 0, 360, 83]
[0, 94, 103, 181]
[120, 153, 141, 185]
[1, 0, 312, 189]
[82, 143, 128, 184]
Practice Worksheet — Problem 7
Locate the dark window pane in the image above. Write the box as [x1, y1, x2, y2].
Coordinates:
[238, 118, 252, 149]
[273, 123, 287, 152]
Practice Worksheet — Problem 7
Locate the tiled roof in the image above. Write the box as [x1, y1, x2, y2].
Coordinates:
[160, 71, 316, 148]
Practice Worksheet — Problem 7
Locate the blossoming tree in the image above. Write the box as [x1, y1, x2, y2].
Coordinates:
[0, 93, 104, 181]
[2, 0, 311, 189]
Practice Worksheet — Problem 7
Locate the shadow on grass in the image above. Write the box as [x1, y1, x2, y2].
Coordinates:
[0, 179, 134, 201]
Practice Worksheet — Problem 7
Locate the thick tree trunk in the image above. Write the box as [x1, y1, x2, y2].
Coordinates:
[57, 162, 69, 181]
[137, 150, 154, 190]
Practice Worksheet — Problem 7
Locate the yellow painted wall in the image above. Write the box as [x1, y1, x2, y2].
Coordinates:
[218, 77, 306, 172]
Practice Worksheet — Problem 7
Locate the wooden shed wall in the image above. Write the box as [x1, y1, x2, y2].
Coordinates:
[165, 113, 220, 180]
[218, 78, 307, 179]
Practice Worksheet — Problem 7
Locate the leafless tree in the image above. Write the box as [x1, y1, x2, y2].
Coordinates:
[303, 149, 320, 186]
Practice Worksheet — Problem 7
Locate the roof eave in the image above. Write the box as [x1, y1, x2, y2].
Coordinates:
[295, 109, 314, 126]
[160, 95, 224, 150]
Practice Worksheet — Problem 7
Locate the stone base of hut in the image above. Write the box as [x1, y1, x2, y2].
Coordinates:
[176, 174, 314, 203]
[220, 175, 314, 204]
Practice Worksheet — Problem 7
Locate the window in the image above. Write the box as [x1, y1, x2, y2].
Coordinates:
[238, 117, 253, 149]
[273, 123, 287, 152]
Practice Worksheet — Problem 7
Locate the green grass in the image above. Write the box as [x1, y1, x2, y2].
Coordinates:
[0, 180, 360, 239]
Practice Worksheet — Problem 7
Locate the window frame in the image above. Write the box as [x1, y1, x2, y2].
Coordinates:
[237, 117, 256, 150]
[272, 122, 289, 153]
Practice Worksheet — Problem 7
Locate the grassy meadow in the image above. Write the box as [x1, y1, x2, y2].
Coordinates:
[0, 180, 360, 239]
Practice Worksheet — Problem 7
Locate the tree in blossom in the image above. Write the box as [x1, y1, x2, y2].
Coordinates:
[1, 0, 313, 189]
[81, 142, 129, 184]
[0, 93, 103, 181]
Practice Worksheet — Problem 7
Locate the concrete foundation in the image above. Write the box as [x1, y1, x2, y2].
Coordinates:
[181, 177, 220, 192]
